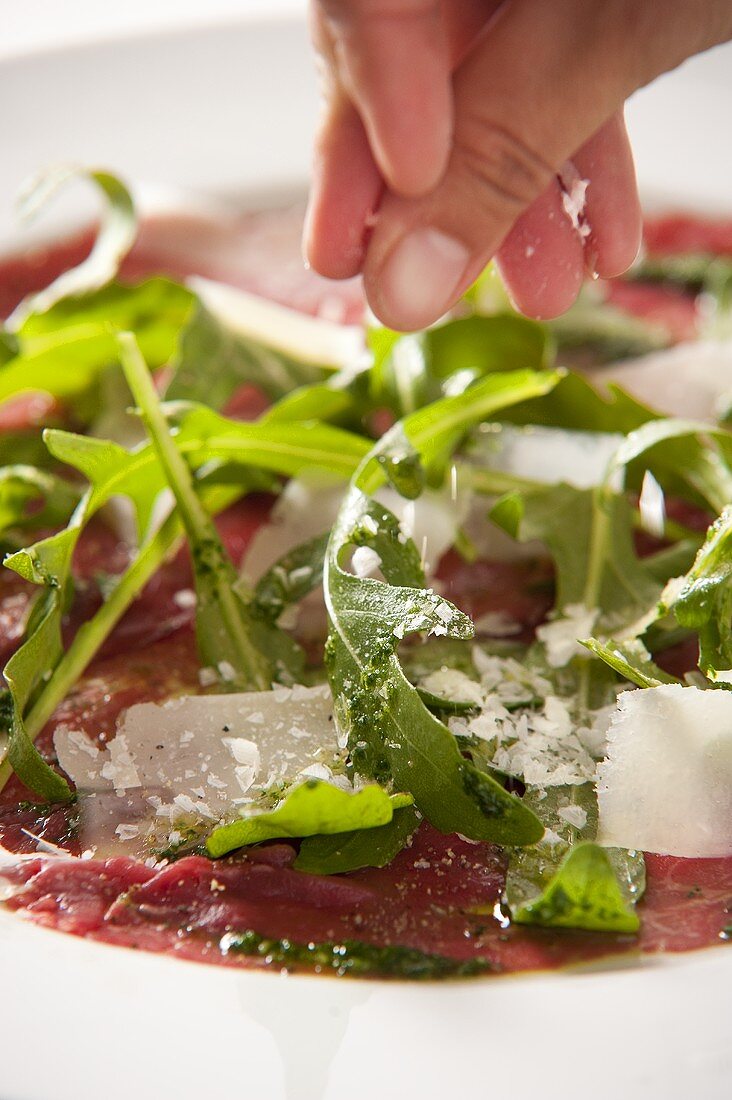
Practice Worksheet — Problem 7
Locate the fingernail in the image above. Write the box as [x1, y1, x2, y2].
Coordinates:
[379, 228, 470, 328]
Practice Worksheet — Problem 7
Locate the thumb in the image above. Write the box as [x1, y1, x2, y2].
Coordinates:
[362, 0, 732, 330]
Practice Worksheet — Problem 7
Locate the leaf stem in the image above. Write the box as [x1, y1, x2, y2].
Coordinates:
[0, 511, 184, 794]
[118, 332, 271, 691]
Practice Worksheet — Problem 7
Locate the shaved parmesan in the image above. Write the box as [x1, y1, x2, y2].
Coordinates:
[420, 653, 607, 788]
[191, 276, 365, 373]
[559, 162, 590, 239]
[597, 340, 732, 421]
[472, 424, 623, 490]
[536, 604, 598, 668]
[54, 684, 340, 849]
[597, 685, 732, 857]
[638, 469, 666, 539]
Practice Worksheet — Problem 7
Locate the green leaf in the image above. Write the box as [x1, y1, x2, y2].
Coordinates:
[512, 842, 643, 933]
[491, 416, 732, 643]
[581, 637, 680, 688]
[168, 299, 335, 408]
[8, 166, 136, 327]
[172, 403, 370, 481]
[1, 279, 194, 415]
[546, 283, 670, 363]
[607, 417, 732, 516]
[45, 429, 168, 543]
[262, 383, 358, 428]
[206, 779, 408, 857]
[665, 507, 732, 682]
[491, 483, 660, 633]
[326, 516, 541, 845]
[251, 532, 328, 621]
[323, 369, 561, 845]
[505, 785, 645, 933]
[46, 404, 370, 520]
[502, 370, 658, 434]
[367, 314, 553, 417]
[295, 804, 421, 874]
[424, 314, 554, 378]
[0, 389, 185, 796]
[118, 332, 297, 692]
[0, 466, 80, 538]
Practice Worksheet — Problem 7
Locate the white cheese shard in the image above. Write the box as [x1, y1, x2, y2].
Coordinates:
[54, 684, 339, 837]
[638, 469, 666, 539]
[597, 340, 732, 422]
[471, 424, 623, 490]
[351, 546, 382, 578]
[597, 685, 732, 857]
[536, 604, 598, 668]
[190, 276, 366, 377]
[559, 162, 590, 239]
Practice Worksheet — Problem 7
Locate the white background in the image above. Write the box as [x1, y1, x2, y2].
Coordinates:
[1, 0, 305, 59]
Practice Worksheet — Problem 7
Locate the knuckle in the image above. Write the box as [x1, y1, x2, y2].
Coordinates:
[455, 117, 554, 221]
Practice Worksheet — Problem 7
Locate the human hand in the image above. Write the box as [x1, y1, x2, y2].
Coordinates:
[304, 0, 732, 330]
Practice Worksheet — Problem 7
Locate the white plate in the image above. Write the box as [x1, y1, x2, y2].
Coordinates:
[1, 14, 732, 1100]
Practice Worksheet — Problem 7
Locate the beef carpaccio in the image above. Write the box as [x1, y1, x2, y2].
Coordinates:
[1, 199, 732, 981]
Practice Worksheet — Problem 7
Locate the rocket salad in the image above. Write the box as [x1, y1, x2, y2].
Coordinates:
[0, 168, 732, 978]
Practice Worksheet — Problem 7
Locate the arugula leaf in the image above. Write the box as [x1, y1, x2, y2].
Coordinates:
[118, 332, 302, 691]
[169, 403, 370, 481]
[206, 779, 410, 857]
[425, 314, 553, 378]
[581, 638, 680, 688]
[492, 484, 660, 634]
[501, 370, 658, 435]
[324, 370, 561, 844]
[0, 279, 193, 426]
[295, 804, 421, 874]
[546, 284, 670, 363]
[262, 384, 359, 428]
[0, 397, 186, 797]
[0, 466, 80, 539]
[251, 532, 329, 621]
[505, 784, 645, 933]
[492, 419, 732, 648]
[606, 417, 732, 516]
[7, 166, 136, 327]
[368, 314, 552, 416]
[663, 507, 732, 683]
[45, 406, 369, 534]
[0, 481, 252, 800]
[168, 296, 340, 409]
[510, 841, 643, 933]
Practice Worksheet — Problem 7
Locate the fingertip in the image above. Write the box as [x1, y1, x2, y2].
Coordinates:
[364, 222, 473, 332]
[585, 195, 642, 279]
[572, 113, 643, 279]
[496, 180, 585, 319]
